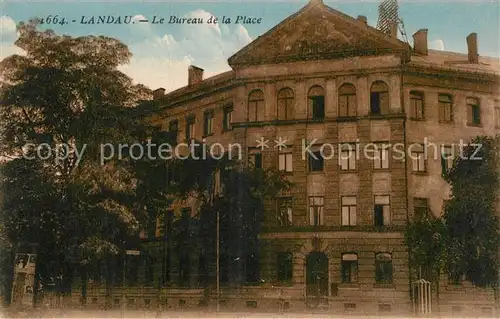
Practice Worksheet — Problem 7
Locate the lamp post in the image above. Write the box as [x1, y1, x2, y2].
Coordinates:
[216, 207, 220, 313]
[123, 250, 140, 317]
[121, 254, 126, 317]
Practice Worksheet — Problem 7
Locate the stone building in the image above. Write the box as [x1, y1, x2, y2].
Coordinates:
[77, 0, 500, 316]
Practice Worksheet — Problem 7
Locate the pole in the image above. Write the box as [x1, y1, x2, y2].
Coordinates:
[121, 254, 126, 317]
[216, 208, 220, 313]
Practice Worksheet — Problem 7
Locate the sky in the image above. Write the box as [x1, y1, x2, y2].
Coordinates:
[1, 0, 499, 92]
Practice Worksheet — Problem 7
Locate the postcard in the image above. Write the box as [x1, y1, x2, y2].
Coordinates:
[0, 0, 499, 318]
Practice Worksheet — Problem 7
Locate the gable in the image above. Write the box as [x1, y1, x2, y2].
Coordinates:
[228, 1, 410, 67]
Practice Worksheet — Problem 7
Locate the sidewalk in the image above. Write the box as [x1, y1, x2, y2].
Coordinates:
[1, 308, 376, 319]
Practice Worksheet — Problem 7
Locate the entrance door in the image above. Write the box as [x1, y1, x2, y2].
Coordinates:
[306, 252, 328, 297]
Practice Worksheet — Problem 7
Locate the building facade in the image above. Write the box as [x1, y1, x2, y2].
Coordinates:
[73, 0, 500, 316]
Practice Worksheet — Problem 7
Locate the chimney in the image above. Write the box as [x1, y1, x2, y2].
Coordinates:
[188, 65, 204, 86]
[309, 0, 323, 5]
[412, 29, 428, 55]
[153, 88, 165, 100]
[357, 15, 367, 25]
[390, 22, 398, 38]
[466, 32, 478, 64]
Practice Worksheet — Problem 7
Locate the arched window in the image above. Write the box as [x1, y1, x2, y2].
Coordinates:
[248, 90, 264, 122]
[410, 91, 425, 120]
[308, 86, 325, 120]
[277, 88, 294, 120]
[370, 81, 389, 115]
[277, 252, 293, 283]
[338, 83, 357, 117]
[467, 97, 481, 125]
[375, 253, 393, 284]
[341, 253, 358, 283]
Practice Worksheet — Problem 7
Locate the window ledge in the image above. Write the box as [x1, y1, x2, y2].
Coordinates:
[467, 123, 482, 127]
[446, 284, 465, 291]
[222, 128, 233, 133]
[410, 117, 426, 121]
[279, 171, 294, 175]
[308, 170, 324, 174]
[339, 169, 357, 173]
[412, 171, 428, 175]
[373, 168, 390, 172]
[336, 116, 357, 122]
[438, 120, 453, 124]
[202, 134, 214, 138]
[373, 283, 395, 289]
[272, 282, 293, 287]
[339, 283, 360, 289]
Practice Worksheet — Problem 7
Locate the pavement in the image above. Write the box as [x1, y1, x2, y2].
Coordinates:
[0, 308, 392, 319]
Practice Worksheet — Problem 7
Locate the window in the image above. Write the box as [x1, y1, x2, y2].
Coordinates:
[495, 107, 500, 128]
[168, 119, 179, 136]
[467, 97, 481, 125]
[308, 86, 325, 120]
[248, 151, 262, 169]
[277, 88, 294, 120]
[277, 197, 293, 226]
[441, 145, 453, 175]
[338, 83, 357, 117]
[147, 210, 156, 238]
[438, 94, 452, 123]
[414, 198, 428, 221]
[223, 104, 233, 131]
[375, 253, 393, 284]
[245, 253, 259, 283]
[379, 304, 392, 312]
[448, 270, 464, 285]
[339, 144, 356, 171]
[127, 255, 140, 285]
[185, 115, 195, 141]
[277, 252, 293, 283]
[341, 196, 357, 226]
[374, 195, 391, 226]
[144, 256, 154, 286]
[203, 110, 214, 136]
[309, 196, 324, 226]
[308, 150, 324, 172]
[248, 90, 264, 122]
[278, 153, 293, 172]
[178, 252, 190, 286]
[155, 211, 165, 238]
[411, 147, 426, 172]
[370, 81, 389, 115]
[341, 253, 358, 283]
[410, 91, 425, 120]
[372, 144, 390, 170]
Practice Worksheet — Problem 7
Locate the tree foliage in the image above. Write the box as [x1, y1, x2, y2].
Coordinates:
[405, 135, 500, 288]
[0, 20, 157, 287]
[404, 216, 448, 282]
[443, 135, 500, 287]
[0, 20, 293, 300]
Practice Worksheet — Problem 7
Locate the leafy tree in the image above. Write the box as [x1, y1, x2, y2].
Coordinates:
[406, 135, 500, 289]
[0, 20, 157, 302]
[443, 135, 500, 287]
[404, 215, 448, 282]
